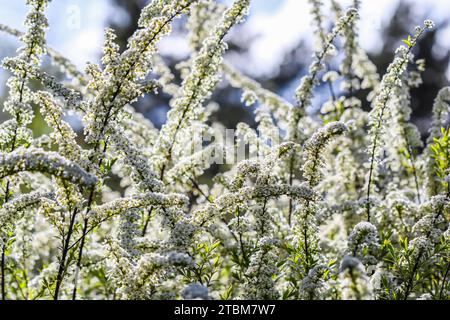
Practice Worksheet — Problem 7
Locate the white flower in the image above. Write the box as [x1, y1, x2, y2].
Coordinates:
[365, 21, 431, 220]
[339, 256, 374, 300]
[303, 121, 348, 187]
[0, 147, 97, 187]
[347, 222, 379, 266]
[424, 19, 435, 30]
[182, 283, 210, 300]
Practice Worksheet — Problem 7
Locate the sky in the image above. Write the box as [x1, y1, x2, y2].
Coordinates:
[236, 0, 450, 76]
[0, 0, 110, 68]
[0, 0, 450, 78]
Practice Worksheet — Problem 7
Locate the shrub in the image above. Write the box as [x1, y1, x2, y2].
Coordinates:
[0, 0, 448, 300]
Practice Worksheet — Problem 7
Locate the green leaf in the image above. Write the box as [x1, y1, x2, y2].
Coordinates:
[211, 240, 221, 251]
[402, 35, 413, 47]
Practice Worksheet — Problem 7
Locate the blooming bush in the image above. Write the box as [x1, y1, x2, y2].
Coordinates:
[0, 0, 448, 300]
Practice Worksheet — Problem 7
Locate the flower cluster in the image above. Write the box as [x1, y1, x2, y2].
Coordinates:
[303, 121, 348, 187]
[154, 0, 250, 176]
[0, 148, 97, 187]
[366, 21, 432, 221]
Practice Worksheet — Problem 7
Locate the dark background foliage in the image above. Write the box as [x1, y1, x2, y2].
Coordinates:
[109, 0, 449, 140]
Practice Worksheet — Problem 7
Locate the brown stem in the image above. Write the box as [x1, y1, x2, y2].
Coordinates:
[141, 207, 154, 237]
[1, 244, 5, 300]
[439, 261, 450, 300]
[54, 207, 78, 300]
[72, 216, 89, 300]
[403, 129, 421, 204]
[288, 157, 295, 226]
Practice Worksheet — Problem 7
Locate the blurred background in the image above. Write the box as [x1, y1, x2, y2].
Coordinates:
[0, 0, 449, 139]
